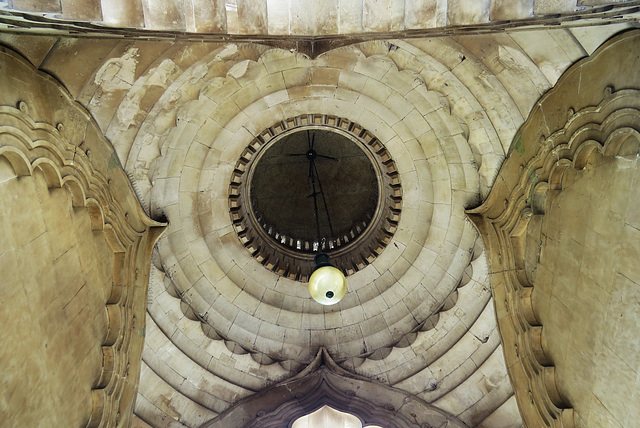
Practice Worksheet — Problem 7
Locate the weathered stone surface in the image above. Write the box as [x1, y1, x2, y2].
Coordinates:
[538, 159, 640, 428]
[237, 0, 268, 34]
[141, 0, 185, 30]
[8, 0, 60, 12]
[60, 0, 102, 20]
[363, 0, 405, 32]
[469, 30, 640, 428]
[100, 0, 145, 27]
[184, 0, 227, 32]
[404, 0, 438, 29]
[0, 0, 638, 36]
[0, 4, 637, 428]
[534, 0, 577, 14]
[447, 0, 491, 24]
[490, 0, 533, 20]
[0, 46, 164, 428]
[290, 0, 339, 35]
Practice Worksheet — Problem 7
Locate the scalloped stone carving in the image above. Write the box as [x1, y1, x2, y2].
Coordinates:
[0, 48, 165, 428]
[201, 349, 467, 428]
[467, 31, 640, 428]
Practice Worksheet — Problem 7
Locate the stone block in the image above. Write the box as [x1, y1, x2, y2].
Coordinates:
[404, 0, 437, 29]
[533, 0, 577, 14]
[61, 0, 102, 20]
[184, 0, 227, 32]
[489, 0, 533, 21]
[237, 0, 268, 34]
[100, 0, 145, 26]
[447, 0, 491, 25]
[9, 0, 61, 12]
[362, 0, 405, 32]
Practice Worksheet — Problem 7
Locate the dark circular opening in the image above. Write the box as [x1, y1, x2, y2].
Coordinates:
[326, 291, 334, 299]
[228, 114, 403, 281]
[249, 129, 378, 247]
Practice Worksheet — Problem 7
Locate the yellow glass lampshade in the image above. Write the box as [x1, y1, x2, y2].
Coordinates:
[308, 266, 347, 305]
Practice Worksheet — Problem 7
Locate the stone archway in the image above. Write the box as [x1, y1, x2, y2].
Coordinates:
[201, 348, 468, 428]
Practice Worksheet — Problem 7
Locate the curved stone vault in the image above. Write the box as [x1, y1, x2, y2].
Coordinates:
[135, 38, 511, 427]
[0, 4, 639, 427]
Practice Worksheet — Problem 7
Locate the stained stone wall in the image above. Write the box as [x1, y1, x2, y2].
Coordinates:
[0, 47, 165, 427]
[0, 157, 113, 427]
[521, 34, 640, 428]
[524, 32, 640, 428]
[535, 156, 640, 427]
[470, 30, 640, 428]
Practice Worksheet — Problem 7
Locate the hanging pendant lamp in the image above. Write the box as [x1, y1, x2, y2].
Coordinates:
[309, 253, 347, 305]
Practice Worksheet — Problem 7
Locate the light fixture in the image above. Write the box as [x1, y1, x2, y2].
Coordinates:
[290, 130, 347, 305]
[309, 253, 347, 305]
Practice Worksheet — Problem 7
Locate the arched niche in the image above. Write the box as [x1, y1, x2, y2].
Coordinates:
[292, 405, 384, 428]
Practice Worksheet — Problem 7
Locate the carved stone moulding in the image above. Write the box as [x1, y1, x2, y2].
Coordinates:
[0, 46, 166, 428]
[201, 348, 467, 428]
[467, 29, 640, 428]
[229, 113, 402, 281]
[0, 100, 165, 427]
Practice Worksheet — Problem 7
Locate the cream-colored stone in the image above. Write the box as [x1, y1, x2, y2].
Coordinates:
[447, 0, 491, 24]
[141, 0, 185, 30]
[4, 8, 639, 428]
[490, 0, 533, 20]
[292, 0, 339, 35]
[534, 0, 577, 14]
[60, 0, 102, 20]
[362, 0, 405, 32]
[236, 0, 268, 34]
[509, 30, 577, 85]
[404, 0, 438, 29]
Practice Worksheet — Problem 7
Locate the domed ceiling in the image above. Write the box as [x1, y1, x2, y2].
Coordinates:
[0, 2, 638, 427]
[134, 39, 512, 426]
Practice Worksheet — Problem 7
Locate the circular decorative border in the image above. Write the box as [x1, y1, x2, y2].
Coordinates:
[247, 127, 381, 256]
[229, 114, 402, 281]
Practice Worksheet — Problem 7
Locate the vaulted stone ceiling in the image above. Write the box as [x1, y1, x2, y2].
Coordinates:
[1, 1, 639, 427]
[129, 38, 518, 427]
